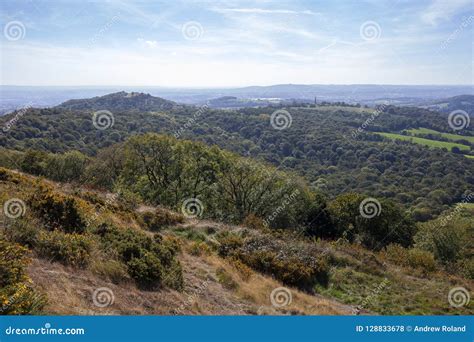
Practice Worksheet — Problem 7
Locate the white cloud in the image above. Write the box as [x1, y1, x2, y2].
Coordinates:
[421, 0, 471, 25]
[137, 38, 158, 48]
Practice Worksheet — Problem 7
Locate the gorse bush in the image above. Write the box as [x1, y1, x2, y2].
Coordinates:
[0, 237, 46, 314]
[126, 251, 164, 288]
[141, 209, 184, 231]
[36, 230, 94, 268]
[96, 224, 183, 290]
[5, 218, 39, 247]
[217, 233, 329, 291]
[382, 244, 437, 274]
[29, 184, 87, 233]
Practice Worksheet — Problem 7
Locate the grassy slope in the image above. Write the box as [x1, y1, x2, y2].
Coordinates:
[405, 128, 474, 144]
[1, 168, 472, 315]
[376, 132, 471, 152]
[0, 168, 351, 316]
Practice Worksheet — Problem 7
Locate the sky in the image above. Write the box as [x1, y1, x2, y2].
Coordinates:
[0, 0, 473, 87]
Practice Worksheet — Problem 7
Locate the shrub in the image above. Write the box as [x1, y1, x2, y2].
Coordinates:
[126, 251, 164, 289]
[217, 234, 329, 291]
[141, 209, 184, 231]
[0, 237, 46, 314]
[29, 185, 86, 233]
[407, 248, 436, 273]
[36, 230, 93, 268]
[91, 259, 129, 284]
[4, 218, 38, 247]
[456, 259, 474, 279]
[328, 193, 416, 250]
[217, 233, 244, 257]
[415, 213, 471, 265]
[243, 214, 266, 230]
[229, 258, 253, 281]
[383, 244, 437, 273]
[20, 150, 48, 176]
[187, 241, 212, 256]
[97, 225, 183, 290]
[216, 267, 238, 290]
[382, 244, 406, 265]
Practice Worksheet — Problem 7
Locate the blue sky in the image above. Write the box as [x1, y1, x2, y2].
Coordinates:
[0, 0, 472, 86]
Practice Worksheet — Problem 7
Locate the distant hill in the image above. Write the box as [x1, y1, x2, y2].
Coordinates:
[424, 94, 474, 115]
[56, 91, 177, 112]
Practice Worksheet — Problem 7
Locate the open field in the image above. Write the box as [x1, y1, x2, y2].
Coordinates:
[375, 132, 471, 152]
[404, 127, 474, 144]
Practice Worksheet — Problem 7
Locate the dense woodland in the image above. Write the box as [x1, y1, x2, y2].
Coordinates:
[0, 92, 472, 221]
